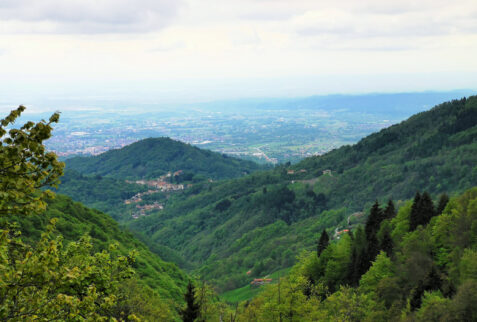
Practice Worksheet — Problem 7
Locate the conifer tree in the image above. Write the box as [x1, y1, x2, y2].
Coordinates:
[317, 229, 330, 257]
[410, 191, 435, 231]
[347, 226, 368, 286]
[420, 192, 436, 225]
[436, 193, 450, 215]
[409, 192, 422, 231]
[181, 281, 200, 322]
[365, 201, 383, 239]
[365, 201, 383, 262]
[383, 199, 396, 219]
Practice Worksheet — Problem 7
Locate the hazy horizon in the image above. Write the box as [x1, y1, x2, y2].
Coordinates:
[1, 0, 477, 110]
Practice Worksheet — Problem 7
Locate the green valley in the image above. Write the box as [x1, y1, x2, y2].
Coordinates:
[125, 96, 477, 292]
[2, 95, 476, 321]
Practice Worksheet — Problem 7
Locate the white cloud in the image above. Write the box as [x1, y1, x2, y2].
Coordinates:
[0, 0, 477, 101]
[291, 7, 477, 38]
[0, 0, 183, 33]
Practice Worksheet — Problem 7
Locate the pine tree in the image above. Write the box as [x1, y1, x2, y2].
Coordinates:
[409, 192, 422, 231]
[365, 201, 384, 239]
[181, 281, 200, 322]
[409, 191, 436, 230]
[436, 193, 450, 215]
[347, 226, 368, 286]
[422, 192, 435, 222]
[365, 201, 383, 262]
[317, 229, 330, 257]
[383, 199, 396, 219]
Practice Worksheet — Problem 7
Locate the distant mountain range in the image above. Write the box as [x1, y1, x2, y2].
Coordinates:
[195, 90, 476, 116]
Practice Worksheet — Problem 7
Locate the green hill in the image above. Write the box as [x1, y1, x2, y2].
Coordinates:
[127, 96, 477, 292]
[66, 137, 266, 180]
[7, 194, 189, 303]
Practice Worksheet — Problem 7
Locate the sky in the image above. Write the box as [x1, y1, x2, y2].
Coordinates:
[1, 0, 477, 108]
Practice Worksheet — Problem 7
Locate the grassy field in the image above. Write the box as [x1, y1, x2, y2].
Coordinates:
[220, 268, 291, 303]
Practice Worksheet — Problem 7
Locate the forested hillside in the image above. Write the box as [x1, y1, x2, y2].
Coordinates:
[233, 187, 477, 321]
[66, 137, 266, 180]
[296, 96, 477, 209]
[54, 169, 149, 222]
[6, 194, 189, 302]
[3, 97, 476, 320]
[128, 96, 477, 292]
[0, 107, 200, 320]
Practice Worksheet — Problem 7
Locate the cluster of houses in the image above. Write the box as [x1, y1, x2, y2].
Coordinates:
[124, 190, 158, 205]
[127, 171, 186, 192]
[131, 202, 164, 219]
[132, 179, 185, 192]
[125, 170, 189, 219]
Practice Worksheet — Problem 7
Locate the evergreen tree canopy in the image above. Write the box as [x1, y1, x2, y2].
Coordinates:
[410, 192, 422, 231]
[436, 193, 450, 215]
[347, 226, 368, 286]
[365, 201, 384, 240]
[365, 201, 384, 262]
[317, 229, 330, 257]
[410, 191, 435, 231]
[181, 281, 200, 322]
[384, 200, 397, 219]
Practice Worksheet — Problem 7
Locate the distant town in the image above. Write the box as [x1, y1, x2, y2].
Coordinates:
[42, 105, 397, 164]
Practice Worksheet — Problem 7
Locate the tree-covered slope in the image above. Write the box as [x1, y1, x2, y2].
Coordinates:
[54, 169, 148, 222]
[66, 137, 266, 180]
[7, 194, 189, 302]
[296, 96, 477, 209]
[233, 186, 477, 320]
[128, 96, 477, 292]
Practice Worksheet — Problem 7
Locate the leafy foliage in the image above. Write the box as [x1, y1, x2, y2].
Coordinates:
[0, 106, 64, 217]
[7, 195, 189, 302]
[0, 220, 137, 321]
[0, 108, 190, 320]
